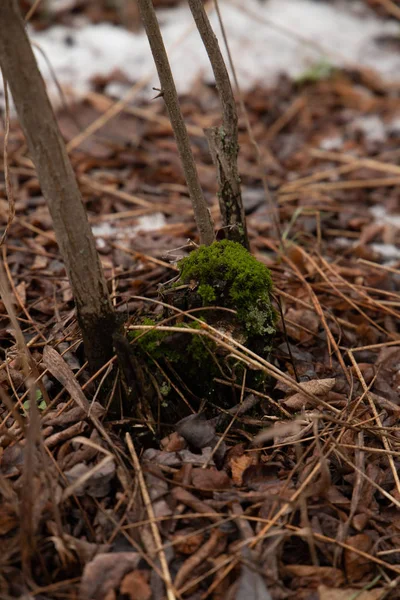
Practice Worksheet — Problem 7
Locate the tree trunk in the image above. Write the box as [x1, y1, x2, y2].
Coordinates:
[0, 0, 116, 373]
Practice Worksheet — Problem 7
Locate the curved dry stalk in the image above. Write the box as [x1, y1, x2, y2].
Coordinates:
[126, 433, 177, 600]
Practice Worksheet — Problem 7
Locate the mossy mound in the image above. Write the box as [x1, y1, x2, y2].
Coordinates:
[124, 241, 277, 423]
[177, 239, 276, 345]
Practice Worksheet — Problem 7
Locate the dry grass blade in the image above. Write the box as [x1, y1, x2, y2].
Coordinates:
[271, 242, 351, 384]
[0, 252, 41, 577]
[348, 350, 400, 499]
[125, 432, 177, 600]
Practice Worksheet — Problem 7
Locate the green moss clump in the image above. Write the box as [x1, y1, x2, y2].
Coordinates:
[198, 284, 216, 304]
[130, 318, 180, 362]
[177, 240, 276, 340]
[130, 318, 216, 371]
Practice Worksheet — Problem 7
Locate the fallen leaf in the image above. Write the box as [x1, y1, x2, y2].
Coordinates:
[285, 307, 319, 343]
[235, 551, 272, 599]
[344, 534, 373, 582]
[284, 565, 345, 588]
[230, 454, 255, 486]
[284, 378, 335, 410]
[80, 552, 140, 600]
[119, 570, 151, 600]
[318, 585, 386, 600]
[176, 414, 217, 449]
[171, 528, 204, 554]
[64, 458, 115, 498]
[160, 431, 186, 451]
[191, 467, 231, 492]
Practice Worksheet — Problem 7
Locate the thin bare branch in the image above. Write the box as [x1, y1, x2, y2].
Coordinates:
[136, 0, 215, 246]
[188, 0, 249, 249]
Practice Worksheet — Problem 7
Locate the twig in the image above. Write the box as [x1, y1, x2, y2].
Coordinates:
[0, 70, 15, 247]
[188, 0, 249, 249]
[136, 0, 215, 246]
[213, 0, 283, 245]
[126, 432, 177, 600]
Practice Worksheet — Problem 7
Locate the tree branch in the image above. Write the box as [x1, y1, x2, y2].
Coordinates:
[187, 0, 249, 250]
[136, 0, 215, 246]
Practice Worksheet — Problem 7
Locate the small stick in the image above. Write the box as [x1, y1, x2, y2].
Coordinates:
[188, 0, 249, 249]
[136, 0, 215, 246]
[126, 433, 177, 600]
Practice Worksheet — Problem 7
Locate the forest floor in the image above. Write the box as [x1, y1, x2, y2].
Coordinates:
[1, 1, 400, 599]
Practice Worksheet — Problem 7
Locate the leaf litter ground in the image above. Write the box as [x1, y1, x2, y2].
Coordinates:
[1, 19, 400, 600]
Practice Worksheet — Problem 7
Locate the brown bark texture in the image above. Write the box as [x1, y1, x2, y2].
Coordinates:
[188, 0, 249, 250]
[0, 0, 116, 373]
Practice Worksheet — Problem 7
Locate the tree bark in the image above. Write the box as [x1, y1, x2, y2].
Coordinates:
[0, 0, 116, 373]
[188, 0, 249, 250]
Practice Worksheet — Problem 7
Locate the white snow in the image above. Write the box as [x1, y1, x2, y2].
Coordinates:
[350, 115, 387, 144]
[370, 243, 400, 261]
[5, 0, 400, 107]
[370, 205, 400, 229]
[92, 213, 167, 244]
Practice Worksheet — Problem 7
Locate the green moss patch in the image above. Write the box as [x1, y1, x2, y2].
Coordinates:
[126, 241, 277, 420]
[177, 239, 276, 341]
[130, 318, 217, 375]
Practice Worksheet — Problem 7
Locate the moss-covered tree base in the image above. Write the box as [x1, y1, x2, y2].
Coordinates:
[121, 241, 277, 428]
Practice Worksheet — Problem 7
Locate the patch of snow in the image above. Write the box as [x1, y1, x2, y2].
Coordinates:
[134, 213, 166, 232]
[371, 243, 400, 261]
[48, 0, 77, 13]
[91, 212, 166, 244]
[91, 222, 114, 238]
[370, 205, 400, 229]
[350, 115, 386, 144]
[335, 237, 352, 248]
[319, 135, 344, 151]
[4, 0, 400, 107]
[387, 116, 400, 136]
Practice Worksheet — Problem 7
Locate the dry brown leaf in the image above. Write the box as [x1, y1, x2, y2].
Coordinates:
[172, 528, 204, 555]
[285, 307, 319, 343]
[344, 534, 373, 582]
[80, 552, 140, 600]
[14, 281, 26, 305]
[286, 245, 307, 273]
[0, 503, 18, 535]
[235, 550, 272, 599]
[230, 454, 255, 486]
[284, 565, 345, 589]
[64, 458, 115, 498]
[352, 513, 369, 532]
[119, 570, 151, 600]
[160, 431, 186, 452]
[284, 377, 335, 410]
[191, 467, 231, 492]
[318, 585, 385, 600]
